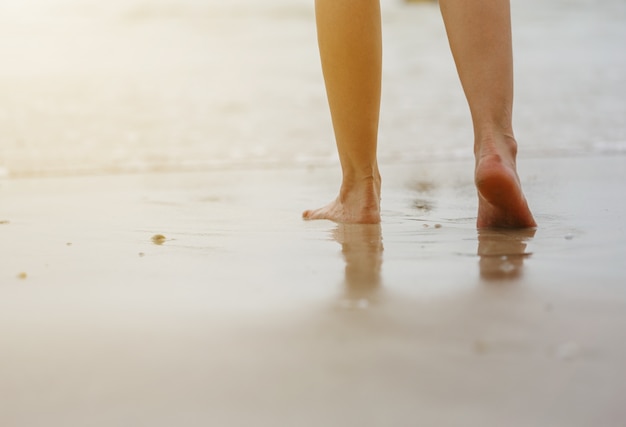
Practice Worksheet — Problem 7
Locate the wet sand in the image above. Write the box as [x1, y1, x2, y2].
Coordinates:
[1, 0, 625, 424]
[1, 154, 626, 426]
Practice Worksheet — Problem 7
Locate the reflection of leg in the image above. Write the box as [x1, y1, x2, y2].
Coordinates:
[333, 224, 384, 300]
[477, 228, 535, 280]
[303, 0, 382, 224]
[440, 0, 536, 229]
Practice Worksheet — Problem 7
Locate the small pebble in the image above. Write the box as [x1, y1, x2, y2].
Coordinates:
[564, 233, 575, 240]
[17, 272, 27, 280]
[0, 220, 9, 225]
[66, 242, 72, 246]
[138, 252, 145, 257]
[152, 234, 166, 245]
[434, 223, 442, 229]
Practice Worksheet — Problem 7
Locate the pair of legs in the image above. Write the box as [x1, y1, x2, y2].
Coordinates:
[303, 0, 536, 228]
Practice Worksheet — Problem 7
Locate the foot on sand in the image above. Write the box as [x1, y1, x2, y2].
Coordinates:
[303, 176, 381, 224]
[475, 136, 537, 229]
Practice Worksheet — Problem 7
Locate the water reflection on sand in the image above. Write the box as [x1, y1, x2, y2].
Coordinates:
[477, 228, 536, 281]
[332, 224, 384, 306]
[330, 222, 537, 299]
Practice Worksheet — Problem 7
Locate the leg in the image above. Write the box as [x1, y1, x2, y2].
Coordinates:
[440, 0, 536, 228]
[303, 0, 382, 224]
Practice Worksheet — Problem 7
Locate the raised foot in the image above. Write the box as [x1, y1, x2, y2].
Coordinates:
[475, 153, 537, 229]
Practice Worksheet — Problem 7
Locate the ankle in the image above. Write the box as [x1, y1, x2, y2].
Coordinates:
[339, 174, 381, 208]
[340, 174, 380, 193]
[342, 163, 380, 182]
[474, 132, 518, 160]
[341, 164, 381, 190]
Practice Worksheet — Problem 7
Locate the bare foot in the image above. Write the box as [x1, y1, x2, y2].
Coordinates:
[475, 136, 537, 229]
[303, 177, 381, 224]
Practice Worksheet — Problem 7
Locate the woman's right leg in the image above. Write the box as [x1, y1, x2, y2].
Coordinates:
[303, 0, 383, 224]
[439, 0, 536, 228]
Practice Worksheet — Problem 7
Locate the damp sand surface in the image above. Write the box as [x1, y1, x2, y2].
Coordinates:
[1, 155, 626, 426]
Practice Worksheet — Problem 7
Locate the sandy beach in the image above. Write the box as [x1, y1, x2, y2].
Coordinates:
[2, 0, 626, 425]
[2, 155, 626, 426]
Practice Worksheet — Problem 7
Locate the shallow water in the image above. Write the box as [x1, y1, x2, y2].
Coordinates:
[0, 0, 624, 177]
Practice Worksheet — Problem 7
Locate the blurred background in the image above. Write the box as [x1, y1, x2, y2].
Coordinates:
[0, 0, 624, 178]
